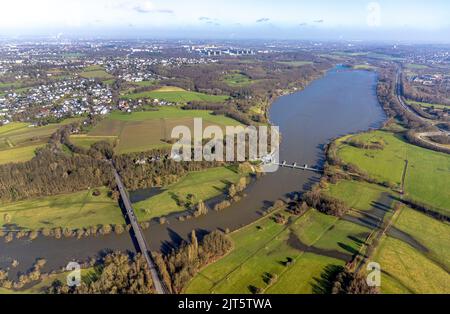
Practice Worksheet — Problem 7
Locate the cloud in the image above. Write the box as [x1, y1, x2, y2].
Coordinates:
[313, 19, 324, 23]
[199, 16, 220, 26]
[256, 18, 270, 23]
[299, 22, 308, 27]
[132, 1, 173, 14]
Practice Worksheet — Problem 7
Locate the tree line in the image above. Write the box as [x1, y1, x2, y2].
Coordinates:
[48, 252, 155, 294]
[152, 230, 233, 293]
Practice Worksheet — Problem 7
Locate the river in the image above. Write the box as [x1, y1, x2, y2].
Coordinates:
[0, 66, 386, 279]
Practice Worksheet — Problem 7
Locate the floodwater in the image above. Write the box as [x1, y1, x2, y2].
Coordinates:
[0, 67, 386, 279]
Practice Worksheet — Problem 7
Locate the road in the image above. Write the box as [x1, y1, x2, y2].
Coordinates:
[112, 166, 168, 294]
[395, 69, 449, 150]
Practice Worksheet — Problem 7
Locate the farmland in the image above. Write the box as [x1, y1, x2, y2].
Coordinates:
[392, 207, 450, 268]
[325, 180, 392, 212]
[0, 118, 80, 164]
[185, 209, 370, 294]
[69, 135, 118, 150]
[121, 86, 229, 103]
[373, 235, 450, 294]
[0, 143, 44, 165]
[335, 130, 450, 212]
[79, 65, 113, 80]
[0, 187, 123, 231]
[82, 107, 241, 153]
[134, 166, 244, 221]
[323, 129, 450, 294]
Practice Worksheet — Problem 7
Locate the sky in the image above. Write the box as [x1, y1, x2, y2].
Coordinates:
[1, 0, 449, 42]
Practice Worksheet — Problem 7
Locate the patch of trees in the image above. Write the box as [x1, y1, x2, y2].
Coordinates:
[346, 139, 384, 150]
[302, 188, 350, 217]
[331, 268, 379, 294]
[113, 152, 225, 191]
[154, 230, 233, 293]
[0, 147, 113, 203]
[48, 252, 155, 294]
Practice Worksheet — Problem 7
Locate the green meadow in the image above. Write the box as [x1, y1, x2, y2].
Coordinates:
[122, 86, 229, 103]
[277, 61, 313, 67]
[393, 207, 450, 269]
[336, 130, 450, 212]
[0, 143, 44, 165]
[185, 209, 369, 294]
[222, 72, 255, 87]
[80, 65, 113, 80]
[134, 167, 243, 221]
[0, 118, 80, 164]
[0, 187, 123, 231]
[69, 135, 118, 150]
[373, 235, 450, 294]
[326, 180, 393, 212]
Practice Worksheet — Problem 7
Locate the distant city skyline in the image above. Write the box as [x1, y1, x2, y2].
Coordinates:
[1, 0, 450, 42]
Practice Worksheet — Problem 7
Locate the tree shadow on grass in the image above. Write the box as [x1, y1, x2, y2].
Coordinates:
[311, 264, 344, 294]
[337, 242, 359, 256]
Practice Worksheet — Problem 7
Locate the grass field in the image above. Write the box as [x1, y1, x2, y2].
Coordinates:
[69, 135, 118, 150]
[185, 209, 368, 294]
[0, 143, 44, 165]
[373, 236, 450, 294]
[87, 107, 241, 154]
[393, 207, 450, 269]
[353, 64, 377, 71]
[405, 63, 429, 70]
[0, 118, 80, 164]
[132, 81, 158, 87]
[122, 86, 229, 103]
[406, 100, 449, 110]
[326, 180, 392, 212]
[0, 187, 123, 230]
[336, 130, 450, 212]
[134, 167, 243, 221]
[222, 72, 255, 87]
[0, 122, 30, 135]
[80, 65, 113, 80]
[277, 61, 313, 67]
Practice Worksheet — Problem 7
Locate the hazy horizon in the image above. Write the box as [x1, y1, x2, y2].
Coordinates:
[1, 0, 450, 43]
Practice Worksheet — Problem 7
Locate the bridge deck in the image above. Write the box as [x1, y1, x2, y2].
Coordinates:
[274, 162, 322, 173]
[112, 167, 168, 294]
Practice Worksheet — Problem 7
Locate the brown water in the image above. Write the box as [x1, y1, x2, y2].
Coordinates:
[0, 66, 386, 279]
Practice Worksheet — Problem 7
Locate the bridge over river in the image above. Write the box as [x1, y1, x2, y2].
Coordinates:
[112, 165, 169, 294]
